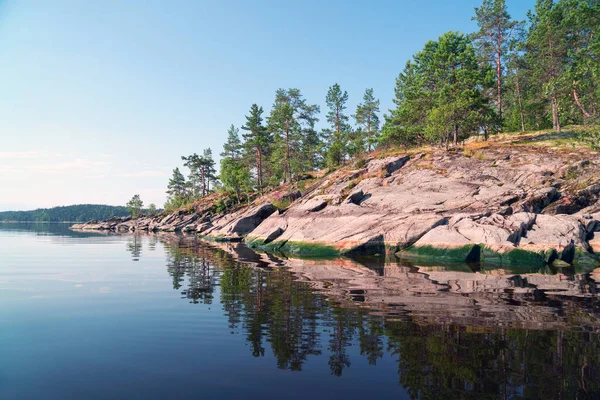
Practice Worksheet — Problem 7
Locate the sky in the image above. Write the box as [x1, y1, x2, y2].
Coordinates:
[0, 0, 534, 211]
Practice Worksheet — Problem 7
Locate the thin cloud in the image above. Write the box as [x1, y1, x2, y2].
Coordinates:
[0, 151, 41, 159]
[0, 166, 20, 173]
[118, 170, 170, 178]
[26, 158, 108, 175]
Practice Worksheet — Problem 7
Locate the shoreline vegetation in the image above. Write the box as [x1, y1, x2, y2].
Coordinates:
[70, 0, 597, 269]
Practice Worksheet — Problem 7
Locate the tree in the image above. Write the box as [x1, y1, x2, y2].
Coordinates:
[268, 89, 319, 184]
[182, 149, 218, 198]
[384, 31, 493, 148]
[221, 125, 243, 160]
[354, 88, 381, 152]
[220, 124, 252, 202]
[220, 158, 252, 203]
[167, 167, 187, 198]
[126, 194, 144, 218]
[324, 83, 350, 166]
[472, 0, 524, 125]
[562, 0, 600, 124]
[202, 148, 218, 193]
[241, 104, 271, 191]
[148, 203, 157, 215]
[525, 0, 569, 132]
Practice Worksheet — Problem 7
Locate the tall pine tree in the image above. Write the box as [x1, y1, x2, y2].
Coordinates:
[472, 0, 524, 125]
[268, 89, 319, 183]
[325, 83, 350, 166]
[241, 104, 271, 190]
[525, 0, 569, 132]
[354, 88, 380, 152]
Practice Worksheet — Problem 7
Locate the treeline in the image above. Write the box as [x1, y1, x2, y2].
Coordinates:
[164, 0, 599, 210]
[0, 204, 131, 222]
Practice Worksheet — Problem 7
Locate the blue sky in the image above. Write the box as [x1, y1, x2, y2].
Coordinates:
[0, 0, 534, 211]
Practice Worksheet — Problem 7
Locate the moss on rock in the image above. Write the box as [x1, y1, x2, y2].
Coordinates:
[481, 247, 546, 268]
[398, 244, 481, 263]
[572, 249, 600, 272]
[246, 237, 340, 258]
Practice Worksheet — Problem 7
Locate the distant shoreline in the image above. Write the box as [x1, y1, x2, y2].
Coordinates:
[0, 221, 76, 224]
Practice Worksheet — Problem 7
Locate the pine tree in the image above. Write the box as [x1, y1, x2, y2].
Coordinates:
[202, 148, 217, 194]
[325, 83, 350, 166]
[354, 88, 380, 152]
[384, 31, 493, 148]
[472, 0, 524, 125]
[166, 167, 187, 198]
[525, 0, 569, 132]
[268, 89, 319, 183]
[562, 0, 600, 123]
[241, 104, 271, 190]
[126, 194, 144, 218]
[182, 149, 218, 197]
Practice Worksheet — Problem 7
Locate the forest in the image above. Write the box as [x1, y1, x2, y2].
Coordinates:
[163, 0, 599, 211]
[0, 204, 132, 222]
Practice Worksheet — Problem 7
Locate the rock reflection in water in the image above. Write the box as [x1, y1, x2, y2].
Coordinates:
[156, 233, 600, 398]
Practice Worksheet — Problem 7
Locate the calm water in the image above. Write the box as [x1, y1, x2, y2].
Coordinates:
[1, 223, 600, 399]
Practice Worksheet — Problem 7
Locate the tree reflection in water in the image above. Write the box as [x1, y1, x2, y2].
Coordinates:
[157, 234, 600, 398]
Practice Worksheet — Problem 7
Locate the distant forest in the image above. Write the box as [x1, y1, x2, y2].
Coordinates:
[0, 204, 131, 222]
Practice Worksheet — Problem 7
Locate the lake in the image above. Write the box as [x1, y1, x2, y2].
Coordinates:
[1, 223, 599, 399]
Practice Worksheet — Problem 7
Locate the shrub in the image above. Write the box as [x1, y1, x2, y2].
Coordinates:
[354, 158, 368, 168]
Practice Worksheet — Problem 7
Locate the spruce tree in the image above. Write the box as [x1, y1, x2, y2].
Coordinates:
[221, 125, 242, 160]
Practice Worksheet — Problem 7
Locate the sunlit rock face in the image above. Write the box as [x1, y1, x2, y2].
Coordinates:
[74, 133, 600, 269]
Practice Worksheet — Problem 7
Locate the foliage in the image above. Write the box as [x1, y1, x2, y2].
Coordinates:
[354, 88, 381, 151]
[241, 104, 271, 190]
[181, 149, 217, 198]
[160, 0, 599, 204]
[220, 158, 252, 202]
[383, 31, 494, 148]
[324, 83, 350, 167]
[126, 194, 144, 217]
[0, 204, 131, 222]
[472, 0, 524, 123]
[268, 88, 320, 184]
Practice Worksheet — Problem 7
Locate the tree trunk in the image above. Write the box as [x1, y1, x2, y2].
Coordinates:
[285, 120, 290, 184]
[515, 70, 525, 132]
[573, 86, 593, 122]
[496, 50, 503, 128]
[256, 147, 262, 192]
[453, 125, 458, 146]
[201, 169, 206, 197]
[551, 94, 561, 133]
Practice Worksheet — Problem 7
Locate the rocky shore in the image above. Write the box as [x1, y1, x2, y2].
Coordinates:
[72, 131, 600, 269]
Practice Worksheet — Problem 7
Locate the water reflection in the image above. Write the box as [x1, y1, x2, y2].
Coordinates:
[148, 233, 600, 397]
[7, 221, 599, 397]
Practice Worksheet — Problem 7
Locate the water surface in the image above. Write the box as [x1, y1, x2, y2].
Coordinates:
[1, 223, 599, 399]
